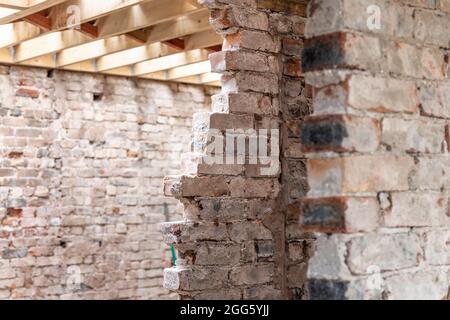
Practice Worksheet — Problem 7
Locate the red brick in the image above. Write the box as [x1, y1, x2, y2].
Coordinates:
[16, 88, 39, 99]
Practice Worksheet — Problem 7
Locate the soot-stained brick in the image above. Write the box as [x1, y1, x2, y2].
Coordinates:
[302, 198, 347, 232]
[2, 248, 28, 259]
[301, 118, 348, 151]
[309, 279, 349, 300]
[302, 33, 346, 72]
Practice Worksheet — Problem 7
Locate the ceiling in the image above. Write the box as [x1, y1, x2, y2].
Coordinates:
[0, 0, 222, 86]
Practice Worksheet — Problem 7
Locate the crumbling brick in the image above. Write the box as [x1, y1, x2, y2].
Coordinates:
[304, 0, 450, 300]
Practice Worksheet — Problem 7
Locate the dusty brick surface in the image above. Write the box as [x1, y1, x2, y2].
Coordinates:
[304, 0, 450, 300]
[162, 0, 313, 300]
[7, 0, 436, 301]
[0, 65, 215, 300]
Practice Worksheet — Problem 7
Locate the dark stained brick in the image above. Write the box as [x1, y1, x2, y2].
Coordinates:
[309, 279, 349, 300]
[301, 33, 346, 72]
[301, 116, 348, 151]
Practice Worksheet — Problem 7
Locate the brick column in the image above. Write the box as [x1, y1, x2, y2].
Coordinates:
[161, 0, 310, 300]
[302, 0, 450, 299]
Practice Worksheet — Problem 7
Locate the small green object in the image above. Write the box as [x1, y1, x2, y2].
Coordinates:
[170, 245, 177, 266]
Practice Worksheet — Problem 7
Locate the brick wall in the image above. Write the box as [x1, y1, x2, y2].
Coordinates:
[0, 65, 215, 299]
[161, 0, 312, 300]
[5, 0, 437, 301]
[279, 2, 315, 300]
[162, 0, 450, 300]
[302, 0, 450, 299]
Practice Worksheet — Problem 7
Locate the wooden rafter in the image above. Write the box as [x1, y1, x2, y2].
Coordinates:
[133, 49, 210, 76]
[0, 0, 222, 87]
[0, 0, 70, 24]
[15, 29, 92, 62]
[177, 73, 222, 85]
[0, 8, 18, 19]
[185, 29, 223, 50]
[0, 1, 29, 10]
[48, 0, 153, 30]
[0, 21, 41, 48]
[57, 8, 210, 67]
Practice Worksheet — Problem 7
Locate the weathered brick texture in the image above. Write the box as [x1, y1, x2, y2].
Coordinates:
[3, 0, 437, 301]
[303, 0, 450, 299]
[0, 65, 214, 299]
[161, 0, 313, 300]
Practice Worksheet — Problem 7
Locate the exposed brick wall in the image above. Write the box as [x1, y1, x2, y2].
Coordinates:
[161, 0, 312, 300]
[302, 0, 450, 299]
[161, 0, 450, 301]
[0, 65, 215, 299]
[278, 3, 315, 300]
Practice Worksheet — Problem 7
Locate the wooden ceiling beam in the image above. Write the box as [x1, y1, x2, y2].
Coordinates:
[176, 72, 221, 85]
[0, 21, 42, 48]
[94, 9, 210, 72]
[0, 1, 29, 9]
[166, 60, 211, 80]
[164, 39, 185, 51]
[133, 48, 210, 76]
[78, 22, 98, 37]
[23, 12, 51, 30]
[127, 8, 209, 43]
[48, 0, 152, 30]
[185, 29, 223, 51]
[143, 60, 211, 81]
[96, 42, 178, 72]
[11, 0, 203, 64]
[14, 28, 92, 62]
[0, 8, 18, 19]
[0, 47, 13, 63]
[0, 0, 70, 24]
[185, 0, 203, 8]
[96, 0, 200, 38]
[0, 1, 147, 51]
[0, 0, 221, 88]
[56, 35, 142, 67]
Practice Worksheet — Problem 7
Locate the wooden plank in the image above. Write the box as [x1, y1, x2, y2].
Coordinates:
[140, 70, 166, 81]
[166, 60, 211, 79]
[176, 72, 221, 84]
[0, 0, 29, 9]
[0, 8, 18, 19]
[185, 29, 223, 50]
[199, 73, 221, 84]
[62, 59, 96, 72]
[94, 11, 210, 72]
[19, 54, 55, 68]
[96, 42, 177, 72]
[48, 0, 152, 30]
[0, 21, 42, 48]
[56, 34, 142, 67]
[102, 66, 132, 76]
[0, 0, 220, 88]
[17, 0, 204, 66]
[1, 1, 149, 56]
[128, 9, 209, 43]
[14, 29, 91, 62]
[0, 47, 13, 63]
[133, 49, 209, 76]
[143, 60, 211, 80]
[13, 0, 203, 64]
[0, 0, 70, 24]
[56, 9, 209, 67]
[185, 0, 203, 8]
[24, 12, 52, 30]
[96, 0, 200, 38]
[206, 80, 221, 87]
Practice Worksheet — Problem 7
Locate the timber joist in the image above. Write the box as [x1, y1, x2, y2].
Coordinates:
[0, 0, 222, 86]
